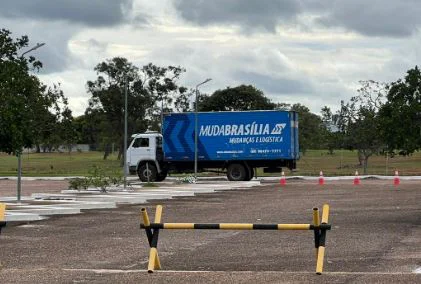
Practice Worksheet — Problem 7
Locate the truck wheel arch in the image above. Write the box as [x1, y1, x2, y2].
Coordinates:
[137, 160, 162, 174]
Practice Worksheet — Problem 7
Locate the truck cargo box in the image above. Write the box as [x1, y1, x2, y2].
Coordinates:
[162, 110, 299, 162]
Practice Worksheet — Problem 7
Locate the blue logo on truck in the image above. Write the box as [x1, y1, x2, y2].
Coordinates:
[198, 122, 286, 136]
[163, 111, 297, 161]
[271, 123, 286, 134]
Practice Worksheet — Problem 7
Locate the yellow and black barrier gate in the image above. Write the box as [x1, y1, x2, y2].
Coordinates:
[140, 204, 331, 274]
[0, 203, 6, 235]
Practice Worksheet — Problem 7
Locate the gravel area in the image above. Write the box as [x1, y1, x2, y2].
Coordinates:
[0, 179, 420, 283]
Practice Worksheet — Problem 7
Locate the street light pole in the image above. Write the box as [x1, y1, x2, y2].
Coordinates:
[194, 78, 212, 180]
[123, 77, 128, 190]
[21, 43, 45, 57]
[17, 42, 46, 202]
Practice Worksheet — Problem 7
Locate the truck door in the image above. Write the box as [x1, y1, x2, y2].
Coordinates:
[128, 136, 156, 166]
[156, 136, 164, 161]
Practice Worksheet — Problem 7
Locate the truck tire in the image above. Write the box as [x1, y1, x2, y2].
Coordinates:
[227, 163, 247, 181]
[244, 163, 254, 181]
[155, 171, 168, 182]
[248, 167, 254, 180]
[138, 163, 157, 182]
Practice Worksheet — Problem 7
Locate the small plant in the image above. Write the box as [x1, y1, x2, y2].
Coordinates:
[81, 177, 91, 189]
[108, 168, 123, 187]
[89, 165, 109, 192]
[91, 176, 110, 192]
[176, 175, 197, 184]
[68, 178, 84, 190]
[68, 177, 91, 190]
[68, 166, 125, 192]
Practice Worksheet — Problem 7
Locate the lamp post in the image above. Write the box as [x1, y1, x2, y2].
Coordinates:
[123, 77, 128, 190]
[17, 42, 46, 202]
[21, 43, 45, 57]
[194, 78, 212, 180]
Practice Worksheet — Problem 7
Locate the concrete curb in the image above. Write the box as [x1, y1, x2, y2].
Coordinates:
[1, 180, 260, 223]
[2, 175, 421, 181]
[1, 175, 419, 223]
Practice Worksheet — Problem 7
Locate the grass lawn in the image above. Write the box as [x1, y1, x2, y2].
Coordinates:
[0, 150, 420, 177]
[293, 149, 421, 176]
[0, 152, 121, 177]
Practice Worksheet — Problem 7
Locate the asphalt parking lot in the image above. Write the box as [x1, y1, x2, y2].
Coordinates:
[0, 179, 420, 283]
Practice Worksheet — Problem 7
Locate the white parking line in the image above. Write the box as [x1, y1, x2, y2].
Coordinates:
[60, 269, 419, 275]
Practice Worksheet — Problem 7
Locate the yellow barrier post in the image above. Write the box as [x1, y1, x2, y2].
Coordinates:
[316, 204, 330, 275]
[0, 203, 6, 234]
[152, 205, 162, 271]
[313, 207, 320, 261]
[141, 206, 163, 273]
[139, 204, 331, 274]
[141, 208, 152, 242]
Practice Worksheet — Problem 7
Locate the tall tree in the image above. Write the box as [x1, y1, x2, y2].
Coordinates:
[199, 85, 276, 111]
[33, 84, 75, 152]
[57, 99, 77, 153]
[73, 109, 106, 149]
[320, 106, 342, 154]
[174, 87, 193, 112]
[290, 104, 325, 153]
[0, 29, 67, 155]
[379, 66, 421, 153]
[337, 80, 386, 174]
[86, 58, 186, 160]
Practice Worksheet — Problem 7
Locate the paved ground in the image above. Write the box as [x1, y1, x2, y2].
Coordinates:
[0, 179, 420, 283]
[0, 179, 259, 222]
[0, 179, 69, 197]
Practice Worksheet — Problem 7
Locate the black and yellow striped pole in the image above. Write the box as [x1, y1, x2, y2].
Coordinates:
[140, 204, 331, 274]
[316, 204, 329, 275]
[142, 222, 329, 230]
[0, 203, 6, 235]
[141, 206, 162, 273]
[313, 207, 321, 260]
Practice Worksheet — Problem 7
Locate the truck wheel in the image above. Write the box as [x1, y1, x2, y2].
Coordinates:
[248, 168, 254, 180]
[155, 171, 168, 182]
[244, 164, 254, 181]
[138, 163, 157, 182]
[227, 163, 247, 181]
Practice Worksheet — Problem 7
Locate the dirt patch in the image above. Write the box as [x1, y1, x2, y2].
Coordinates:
[0, 179, 69, 197]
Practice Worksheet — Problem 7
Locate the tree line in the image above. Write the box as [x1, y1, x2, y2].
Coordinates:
[1, 30, 420, 173]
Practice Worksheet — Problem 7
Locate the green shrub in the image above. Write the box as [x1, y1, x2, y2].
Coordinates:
[68, 178, 84, 190]
[108, 169, 123, 187]
[68, 166, 123, 192]
[175, 175, 197, 184]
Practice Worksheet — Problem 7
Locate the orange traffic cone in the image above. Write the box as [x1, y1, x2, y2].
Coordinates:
[353, 170, 360, 185]
[393, 170, 400, 186]
[280, 171, 286, 186]
[318, 171, 325, 185]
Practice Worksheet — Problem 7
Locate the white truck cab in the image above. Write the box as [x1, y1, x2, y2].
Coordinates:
[127, 132, 166, 181]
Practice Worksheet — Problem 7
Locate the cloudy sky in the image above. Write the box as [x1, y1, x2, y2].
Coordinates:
[1, 0, 420, 116]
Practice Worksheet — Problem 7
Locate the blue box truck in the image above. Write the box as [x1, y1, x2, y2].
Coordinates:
[127, 110, 299, 181]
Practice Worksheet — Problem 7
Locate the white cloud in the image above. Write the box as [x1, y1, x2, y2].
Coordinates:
[317, 0, 421, 37]
[1, 0, 420, 117]
[38, 70, 95, 116]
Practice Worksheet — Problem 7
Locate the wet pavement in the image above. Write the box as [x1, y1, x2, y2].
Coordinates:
[0, 179, 420, 283]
